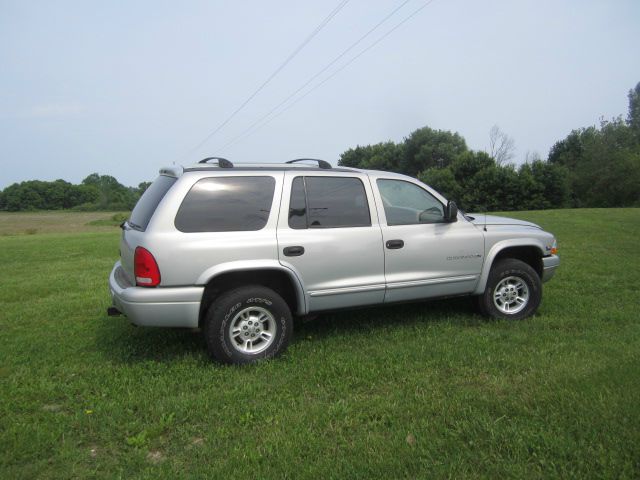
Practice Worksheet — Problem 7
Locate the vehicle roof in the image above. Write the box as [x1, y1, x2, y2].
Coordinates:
[183, 162, 360, 173]
[160, 162, 417, 184]
[177, 162, 416, 180]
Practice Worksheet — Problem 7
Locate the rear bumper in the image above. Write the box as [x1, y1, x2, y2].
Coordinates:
[108, 261, 203, 328]
[542, 255, 560, 282]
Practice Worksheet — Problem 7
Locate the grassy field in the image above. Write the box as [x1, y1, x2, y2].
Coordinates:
[1, 209, 639, 479]
[0, 211, 128, 236]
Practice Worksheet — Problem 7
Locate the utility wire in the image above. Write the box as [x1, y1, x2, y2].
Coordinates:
[214, 0, 413, 153]
[184, 0, 350, 159]
[218, 0, 436, 153]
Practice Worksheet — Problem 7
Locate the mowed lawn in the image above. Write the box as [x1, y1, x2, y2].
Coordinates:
[1, 209, 639, 479]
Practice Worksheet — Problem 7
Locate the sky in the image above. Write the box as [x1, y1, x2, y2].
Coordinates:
[1, 0, 639, 188]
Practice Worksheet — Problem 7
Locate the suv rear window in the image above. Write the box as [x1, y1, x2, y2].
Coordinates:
[129, 175, 176, 231]
[175, 176, 276, 232]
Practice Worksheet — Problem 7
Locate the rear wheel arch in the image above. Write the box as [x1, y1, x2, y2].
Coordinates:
[198, 268, 304, 327]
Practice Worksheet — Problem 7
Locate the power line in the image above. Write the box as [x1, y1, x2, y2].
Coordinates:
[214, 0, 413, 153]
[184, 0, 350, 159]
[218, 0, 436, 153]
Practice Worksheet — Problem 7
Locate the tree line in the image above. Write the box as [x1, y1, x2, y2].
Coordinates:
[2, 82, 638, 212]
[0, 174, 150, 212]
[340, 81, 640, 212]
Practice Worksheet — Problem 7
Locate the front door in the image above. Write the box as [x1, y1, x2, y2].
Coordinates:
[373, 178, 484, 303]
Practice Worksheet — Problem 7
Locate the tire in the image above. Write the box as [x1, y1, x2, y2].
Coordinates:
[478, 259, 542, 320]
[203, 285, 293, 365]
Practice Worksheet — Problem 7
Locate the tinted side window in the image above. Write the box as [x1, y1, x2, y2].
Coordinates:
[175, 176, 275, 232]
[129, 175, 176, 231]
[288, 177, 307, 229]
[377, 179, 444, 225]
[304, 177, 371, 228]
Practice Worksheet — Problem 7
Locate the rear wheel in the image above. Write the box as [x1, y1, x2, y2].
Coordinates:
[203, 285, 293, 365]
[477, 259, 541, 320]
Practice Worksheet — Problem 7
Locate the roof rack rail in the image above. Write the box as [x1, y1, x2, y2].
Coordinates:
[198, 156, 234, 168]
[286, 158, 332, 169]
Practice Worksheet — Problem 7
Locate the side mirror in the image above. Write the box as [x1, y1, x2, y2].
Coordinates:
[445, 201, 458, 222]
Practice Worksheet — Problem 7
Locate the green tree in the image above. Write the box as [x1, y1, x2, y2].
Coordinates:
[420, 151, 500, 211]
[419, 166, 461, 203]
[401, 126, 468, 176]
[137, 181, 152, 196]
[627, 81, 640, 137]
[515, 163, 546, 210]
[548, 117, 639, 207]
[0, 180, 100, 211]
[2, 182, 41, 211]
[81, 173, 137, 210]
[338, 126, 468, 178]
[530, 160, 571, 208]
[339, 142, 402, 171]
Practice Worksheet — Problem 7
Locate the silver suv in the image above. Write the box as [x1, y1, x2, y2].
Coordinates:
[108, 158, 559, 364]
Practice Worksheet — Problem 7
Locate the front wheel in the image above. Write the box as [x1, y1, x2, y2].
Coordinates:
[203, 285, 293, 365]
[477, 259, 542, 320]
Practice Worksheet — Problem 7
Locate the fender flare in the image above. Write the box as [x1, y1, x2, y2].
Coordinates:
[473, 238, 546, 295]
[196, 260, 308, 314]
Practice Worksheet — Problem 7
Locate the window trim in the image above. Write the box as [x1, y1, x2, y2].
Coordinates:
[288, 175, 372, 230]
[376, 178, 446, 227]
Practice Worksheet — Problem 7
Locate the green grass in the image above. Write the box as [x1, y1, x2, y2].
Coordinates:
[1, 208, 639, 479]
[0, 211, 128, 236]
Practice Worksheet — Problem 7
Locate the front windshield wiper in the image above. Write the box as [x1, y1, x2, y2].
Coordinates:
[458, 209, 474, 221]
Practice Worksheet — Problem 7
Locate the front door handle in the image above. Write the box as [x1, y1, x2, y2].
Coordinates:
[385, 239, 404, 249]
[283, 246, 305, 257]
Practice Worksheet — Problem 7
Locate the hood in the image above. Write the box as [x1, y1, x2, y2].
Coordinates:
[467, 214, 541, 229]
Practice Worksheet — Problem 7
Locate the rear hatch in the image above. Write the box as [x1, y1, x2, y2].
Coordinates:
[120, 170, 179, 285]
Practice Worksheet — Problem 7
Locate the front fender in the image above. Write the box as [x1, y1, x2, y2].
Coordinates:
[473, 238, 546, 295]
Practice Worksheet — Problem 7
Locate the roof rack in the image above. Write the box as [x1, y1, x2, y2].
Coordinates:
[198, 156, 234, 168]
[286, 158, 332, 169]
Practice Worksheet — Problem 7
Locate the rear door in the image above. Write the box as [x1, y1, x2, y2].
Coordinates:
[277, 172, 385, 312]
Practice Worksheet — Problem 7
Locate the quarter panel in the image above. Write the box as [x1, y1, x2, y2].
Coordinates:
[136, 171, 284, 288]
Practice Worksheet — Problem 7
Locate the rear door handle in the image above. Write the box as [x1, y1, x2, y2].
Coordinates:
[283, 246, 305, 257]
[385, 239, 404, 249]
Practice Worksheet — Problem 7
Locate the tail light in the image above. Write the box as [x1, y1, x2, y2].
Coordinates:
[134, 247, 161, 287]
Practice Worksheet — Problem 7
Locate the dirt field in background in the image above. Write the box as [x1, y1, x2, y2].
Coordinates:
[0, 211, 125, 235]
